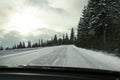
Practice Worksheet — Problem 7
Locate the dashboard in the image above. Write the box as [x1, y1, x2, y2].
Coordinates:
[0, 67, 120, 80]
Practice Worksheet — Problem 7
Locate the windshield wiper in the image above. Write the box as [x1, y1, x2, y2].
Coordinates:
[18, 64, 63, 70]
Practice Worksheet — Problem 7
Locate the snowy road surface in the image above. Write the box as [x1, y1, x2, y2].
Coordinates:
[0, 45, 120, 71]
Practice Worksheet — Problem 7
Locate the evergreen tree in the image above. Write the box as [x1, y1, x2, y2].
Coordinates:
[77, 0, 120, 52]
[5, 47, 10, 50]
[65, 33, 69, 44]
[0, 46, 3, 51]
[27, 41, 31, 48]
[54, 35, 57, 45]
[32, 42, 39, 47]
[76, 6, 91, 48]
[70, 28, 75, 44]
[17, 42, 23, 48]
[38, 40, 41, 47]
[62, 34, 65, 44]
[58, 38, 63, 45]
[12, 45, 17, 49]
[22, 42, 26, 48]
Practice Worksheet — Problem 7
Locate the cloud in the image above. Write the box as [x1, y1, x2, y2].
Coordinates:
[27, 0, 49, 7]
[0, 31, 23, 47]
[43, 0, 89, 31]
[23, 28, 64, 44]
[0, 0, 88, 47]
[34, 28, 57, 35]
[0, 28, 63, 47]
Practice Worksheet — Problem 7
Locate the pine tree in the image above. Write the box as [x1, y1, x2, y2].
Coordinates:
[5, 47, 10, 50]
[70, 28, 75, 44]
[54, 35, 57, 45]
[77, 6, 90, 47]
[58, 38, 63, 45]
[62, 34, 65, 44]
[17, 42, 23, 49]
[77, 0, 120, 52]
[0, 46, 3, 51]
[12, 45, 17, 49]
[32, 43, 39, 47]
[38, 40, 41, 47]
[27, 41, 31, 48]
[22, 42, 26, 48]
[65, 33, 69, 44]
[88, 0, 120, 51]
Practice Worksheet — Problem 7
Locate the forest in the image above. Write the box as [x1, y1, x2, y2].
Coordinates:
[76, 0, 120, 54]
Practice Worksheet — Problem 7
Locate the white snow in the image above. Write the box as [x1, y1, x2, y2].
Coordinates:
[0, 45, 120, 71]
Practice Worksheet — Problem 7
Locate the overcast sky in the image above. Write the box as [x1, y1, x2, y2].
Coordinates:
[0, 0, 88, 47]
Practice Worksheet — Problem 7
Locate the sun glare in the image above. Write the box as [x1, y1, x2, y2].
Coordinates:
[8, 7, 46, 35]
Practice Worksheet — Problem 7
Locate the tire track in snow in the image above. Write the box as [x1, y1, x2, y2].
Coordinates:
[30, 46, 67, 66]
[0, 46, 62, 66]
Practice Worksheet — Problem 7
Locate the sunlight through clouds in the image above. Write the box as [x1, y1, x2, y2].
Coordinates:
[0, 0, 88, 47]
[7, 7, 47, 35]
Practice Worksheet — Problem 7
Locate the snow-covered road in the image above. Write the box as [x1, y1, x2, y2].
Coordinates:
[0, 45, 120, 71]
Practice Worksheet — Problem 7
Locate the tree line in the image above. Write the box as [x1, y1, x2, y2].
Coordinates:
[0, 28, 76, 51]
[76, 0, 120, 53]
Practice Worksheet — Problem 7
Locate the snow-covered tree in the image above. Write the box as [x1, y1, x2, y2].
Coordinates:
[77, 0, 120, 52]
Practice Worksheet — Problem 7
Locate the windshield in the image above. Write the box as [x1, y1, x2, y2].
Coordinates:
[0, 0, 120, 72]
